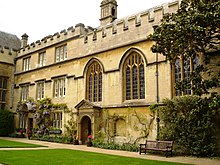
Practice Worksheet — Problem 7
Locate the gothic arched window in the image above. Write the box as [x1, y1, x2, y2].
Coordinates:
[123, 52, 145, 100]
[86, 61, 102, 102]
[184, 57, 191, 95]
[174, 56, 200, 96]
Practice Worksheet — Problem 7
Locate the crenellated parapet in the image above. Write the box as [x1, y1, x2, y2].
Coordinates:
[17, 0, 180, 58]
[0, 45, 18, 55]
[77, 0, 180, 56]
[0, 45, 18, 64]
[17, 23, 89, 57]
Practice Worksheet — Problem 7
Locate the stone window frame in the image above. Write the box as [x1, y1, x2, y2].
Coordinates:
[21, 84, 29, 101]
[52, 112, 62, 129]
[55, 44, 67, 62]
[173, 55, 200, 96]
[0, 77, 7, 109]
[86, 61, 103, 102]
[123, 52, 145, 101]
[23, 57, 31, 71]
[19, 113, 27, 129]
[53, 77, 66, 98]
[36, 81, 45, 100]
[38, 51, 46, 67]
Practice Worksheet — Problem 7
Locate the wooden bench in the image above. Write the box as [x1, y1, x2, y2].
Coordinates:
[139, 140, 173, 157]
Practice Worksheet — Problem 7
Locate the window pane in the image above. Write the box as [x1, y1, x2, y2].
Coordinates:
[3, 79, 7, 89]
[56, 48, 60, 62]
[126, 66, 131, 100]
[63, 79, 66, 96]
[2, 91, 6, 102]
[87, 61, 102, 102]
[89, 75, 93, 101]
[54, 78, 65, 98]
[175, 59, 182, 96]
[60, 47, 64, 61]
[132, 66, 138, 99]
[94, 74, 98, 101]
[193, 56, 200, 70]
[124, 53, 145, 100]
[184, 57, 191, 95]
[21, 86, 29, 101]
[140, 64, 145, 99]
[98, 74, 102, 101]
[0, 78, 2, 88]
[64, 45, 67, 59]
[43, 52, 46, 66]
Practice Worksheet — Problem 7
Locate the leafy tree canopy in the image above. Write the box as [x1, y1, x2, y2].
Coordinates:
[151, 0, 220, 60]
[150, 0, 220, 95]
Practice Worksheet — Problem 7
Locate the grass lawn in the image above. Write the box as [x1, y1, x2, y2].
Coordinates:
[0, 149, 190, 165]
[0, 139, 45, 148]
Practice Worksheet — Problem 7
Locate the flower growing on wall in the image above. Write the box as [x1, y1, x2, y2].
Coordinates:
[87, 135, 93, 147]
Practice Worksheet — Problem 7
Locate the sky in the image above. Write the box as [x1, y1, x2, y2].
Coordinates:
[1, 0, 171, 43]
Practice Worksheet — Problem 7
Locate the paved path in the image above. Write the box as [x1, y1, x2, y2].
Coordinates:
[0, 137, 220, 165]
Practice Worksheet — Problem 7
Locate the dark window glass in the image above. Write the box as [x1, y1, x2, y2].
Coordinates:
[175, 59, 182, 96]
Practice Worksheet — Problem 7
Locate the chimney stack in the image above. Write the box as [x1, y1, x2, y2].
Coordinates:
[21, 33, 28, 48]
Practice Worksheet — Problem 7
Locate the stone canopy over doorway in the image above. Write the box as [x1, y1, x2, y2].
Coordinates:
[75, 99, 101, 144]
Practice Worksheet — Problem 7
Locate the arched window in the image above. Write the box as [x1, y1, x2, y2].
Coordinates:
[184, 57, 191, 95]
[174, 56, 200, 96]
[123, 52, 145, 100]
[86, 61, 102, 102]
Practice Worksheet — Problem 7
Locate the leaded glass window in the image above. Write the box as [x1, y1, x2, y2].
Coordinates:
[174, 56, 200, 96]
[21, 85, 29, 101]
[175, 59, 182, 96]
[52, 112, 62, 129]
[55, 45, 67, 62]
[0, 77, 7, 109]
[37, 82, 45, 100]
[126, 66, 131, 100]
[123, 52, 145, 100]
[184, 57, 191, 95]
[86, 61, 102, 102]
[54, 78, 66, 98]
[39, 52, 46, 67]
[23, 57, 30, 71]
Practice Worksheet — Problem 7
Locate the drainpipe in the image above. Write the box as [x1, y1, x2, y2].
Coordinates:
[153, 25, 160, 141]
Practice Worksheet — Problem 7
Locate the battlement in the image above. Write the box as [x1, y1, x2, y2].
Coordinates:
[17, 23, 89, 57]
[0, 45, 17, 64]
[0, 45, 17, 55]
[18, 0, 180, 57]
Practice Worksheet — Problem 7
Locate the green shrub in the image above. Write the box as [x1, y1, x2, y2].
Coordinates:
[92, 141, 139, 152]
[31, 135, 73, 144]
[159, 94, 220, 156]
[0, 109, 15, 136]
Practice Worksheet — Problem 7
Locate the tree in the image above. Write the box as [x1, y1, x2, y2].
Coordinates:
[0, 109, 14, 136]
[150, 0, 220, 156]
[64, 111, 77, 143]
[150, 0, 220, 95]
[159, 94, 220, 156]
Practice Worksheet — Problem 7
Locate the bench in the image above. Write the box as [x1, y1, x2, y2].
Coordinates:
[139, 140, 173, 157]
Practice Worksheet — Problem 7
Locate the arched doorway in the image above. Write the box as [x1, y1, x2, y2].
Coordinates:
[80, 116, 92, 144]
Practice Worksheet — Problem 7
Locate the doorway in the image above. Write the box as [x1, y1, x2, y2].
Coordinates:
[28, 118, 33, 129]
[80, 116, 92, 144]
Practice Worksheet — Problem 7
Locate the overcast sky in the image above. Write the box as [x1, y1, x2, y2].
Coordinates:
[1, 0, 171, 43]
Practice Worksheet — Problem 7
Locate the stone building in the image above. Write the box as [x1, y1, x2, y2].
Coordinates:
[1, 0, 219, 144]
[0, 31, 20, 110]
